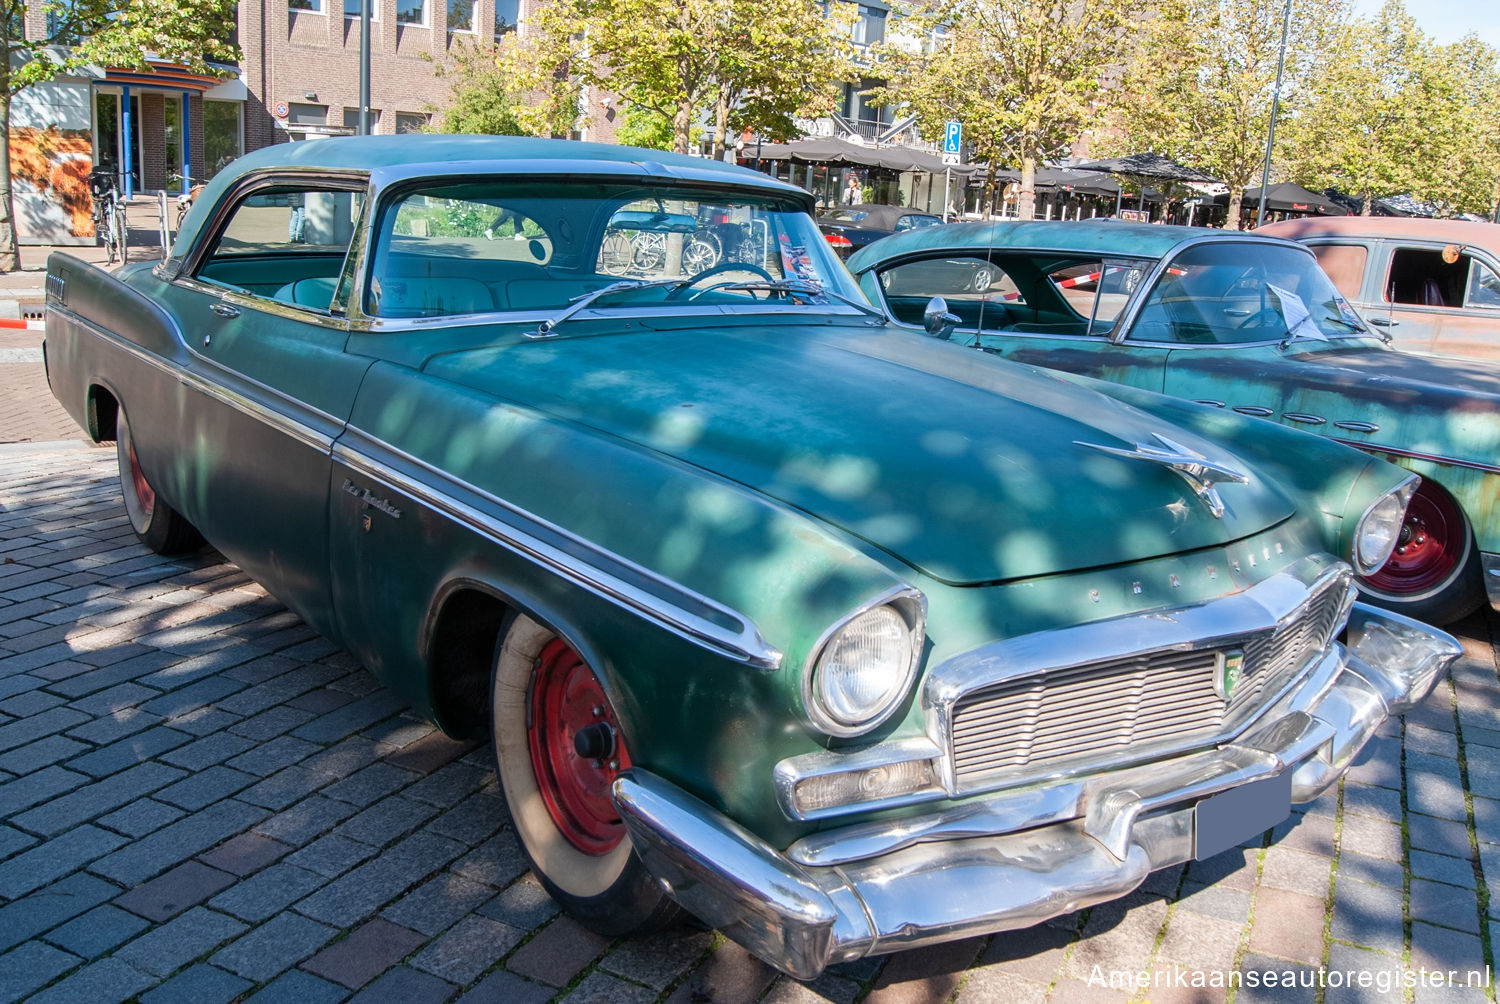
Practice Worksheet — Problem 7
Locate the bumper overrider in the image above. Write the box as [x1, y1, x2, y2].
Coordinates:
[612, 575, 1461, 981]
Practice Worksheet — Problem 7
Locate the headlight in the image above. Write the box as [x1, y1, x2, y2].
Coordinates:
[1353, 475, 1419, 575]
[804, 588, 925, 737]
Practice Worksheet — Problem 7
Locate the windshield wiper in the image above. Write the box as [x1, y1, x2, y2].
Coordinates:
[714, 278, 887, 322]
[526, 278, 690, 338]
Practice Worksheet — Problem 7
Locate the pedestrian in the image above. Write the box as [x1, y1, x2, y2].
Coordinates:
[842, 175, 861, 206]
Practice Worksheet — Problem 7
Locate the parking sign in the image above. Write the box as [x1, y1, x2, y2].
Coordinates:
[943, 120, 962, 166]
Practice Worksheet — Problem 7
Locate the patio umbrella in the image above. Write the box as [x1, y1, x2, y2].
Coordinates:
[1071, 153, 1217, 214]
[755, 137, 979, 175]
[1214, 182, 1347, 216]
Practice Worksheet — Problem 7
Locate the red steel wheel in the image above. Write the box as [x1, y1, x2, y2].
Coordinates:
[1364, 482, 1465, 595]
[525, 638, 631, 856]
[126, 439, 157, 528]
[1358, 478, 1483, 625]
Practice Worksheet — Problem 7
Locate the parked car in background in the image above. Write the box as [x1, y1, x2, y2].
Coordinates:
[851, 220, 1500, 625]
[817, 203, 942, 259]
[1259, 217, 1500, 361]
[44, 138, 1458, 980]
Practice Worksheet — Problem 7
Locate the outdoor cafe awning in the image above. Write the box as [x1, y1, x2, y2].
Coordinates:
[754, 137, 981, 175]
[1214, 182, 1348, 216]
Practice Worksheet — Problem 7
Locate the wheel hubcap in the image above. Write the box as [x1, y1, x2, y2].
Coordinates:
[526, 638, 630, 855]
[1363, 485, 1464, 595]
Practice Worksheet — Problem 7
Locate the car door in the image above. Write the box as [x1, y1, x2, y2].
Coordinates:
[152, 175, 372, 637]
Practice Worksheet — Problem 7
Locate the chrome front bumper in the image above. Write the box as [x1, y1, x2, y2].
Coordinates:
[1483, 552, 1500, 611]
[613, 602, 1459, 981]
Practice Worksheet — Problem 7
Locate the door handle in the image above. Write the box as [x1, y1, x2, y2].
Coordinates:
[1367, 317, 1397, 327]
[210, 303, 239, 318]
[1223, 308, 1252, 317]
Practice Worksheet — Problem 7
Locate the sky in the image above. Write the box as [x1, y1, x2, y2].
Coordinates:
[1348, 0, 1500, 49]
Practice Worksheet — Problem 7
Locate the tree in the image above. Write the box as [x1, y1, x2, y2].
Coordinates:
[869, 0, 1145, 220]
[429, 40, 528, 136]
[1102, 0, 1346, 228]
[0, 0, 239, 270]
[499, 0, 855, 156]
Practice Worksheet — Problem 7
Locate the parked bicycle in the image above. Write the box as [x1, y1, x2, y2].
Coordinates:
[598, 227, 726, 277]
[168, 173, 208, 232]
[88, 168, 127, 265]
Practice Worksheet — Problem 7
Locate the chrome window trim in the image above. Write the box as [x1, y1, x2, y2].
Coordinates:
[348, 301, 875, 335]
[173, 276, 355, 332]
[333, 428, 785, 671]
[799, 584, 927, 738]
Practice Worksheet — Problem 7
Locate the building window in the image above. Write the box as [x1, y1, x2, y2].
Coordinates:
[396, 0, 426, 25]
[203, 100, 242, 178]
[289, 0, 324, 11]
[287, 103, 328, 126]
[494, 0, 518, 36]
[344, 0, 379, 19]
[852, 4, 886, 46]
[447, 0, 473, 31]
[342, 107, 382, 133]
[395, 112, 430, 134]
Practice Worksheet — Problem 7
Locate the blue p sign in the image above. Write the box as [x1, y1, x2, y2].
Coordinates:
[943, 121, 962, 156]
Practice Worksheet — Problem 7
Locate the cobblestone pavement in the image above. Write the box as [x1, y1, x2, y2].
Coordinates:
[2, 444, 1499, 1003]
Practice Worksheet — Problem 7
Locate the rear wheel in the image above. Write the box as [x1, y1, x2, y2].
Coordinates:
[1358, 479, 1483, 625]
[491, 614, 678, 936]
[116, 408, 203, 554]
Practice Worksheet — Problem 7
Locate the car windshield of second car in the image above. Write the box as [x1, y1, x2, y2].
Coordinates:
[365, 179, 863, 319]
[1131, 241, 1372, 345]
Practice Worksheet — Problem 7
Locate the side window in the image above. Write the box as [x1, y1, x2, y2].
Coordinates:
[1466, 258, 1500, 309]
[195, 185, 364, 310]
[1307, 243, 1367, 301]
[1042, 261, 1143, 330]
[1385, 246, 1466, 307]
[893, 215, 938, 232]
[877, 255, 1024, 328]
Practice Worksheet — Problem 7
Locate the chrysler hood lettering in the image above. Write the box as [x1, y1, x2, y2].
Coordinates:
[1077, 434, 1250, 519]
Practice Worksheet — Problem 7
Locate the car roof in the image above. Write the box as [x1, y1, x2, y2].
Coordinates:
[844, 219, 1289, 273]
[1258, 216, 1500, 246]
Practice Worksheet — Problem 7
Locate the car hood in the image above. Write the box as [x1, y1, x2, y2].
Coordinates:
[423, 320, 1296, 584]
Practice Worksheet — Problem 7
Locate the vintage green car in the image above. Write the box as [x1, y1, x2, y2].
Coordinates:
[44, 137, 1459, 979]
[851, 220, 1500, 626]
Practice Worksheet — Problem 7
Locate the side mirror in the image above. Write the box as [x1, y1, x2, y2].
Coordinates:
[923, 297, 961, 339]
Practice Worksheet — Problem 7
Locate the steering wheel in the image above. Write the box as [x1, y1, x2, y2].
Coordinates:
[666, 261, 776, 300]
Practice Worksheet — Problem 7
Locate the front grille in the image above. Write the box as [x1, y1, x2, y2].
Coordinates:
[950, 578, 1347, 784]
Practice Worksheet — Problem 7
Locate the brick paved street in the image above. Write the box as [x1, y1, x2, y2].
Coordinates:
[3, 443, 1500, 1002]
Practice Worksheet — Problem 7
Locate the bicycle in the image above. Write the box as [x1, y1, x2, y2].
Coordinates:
[88, 169, 127, 265]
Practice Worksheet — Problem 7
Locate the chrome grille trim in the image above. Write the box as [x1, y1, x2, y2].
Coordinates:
[923, 557, 1356, 795]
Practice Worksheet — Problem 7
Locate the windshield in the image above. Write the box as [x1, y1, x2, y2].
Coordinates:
[1129, 241, 1372, 345]
[366, 179, 862, 319]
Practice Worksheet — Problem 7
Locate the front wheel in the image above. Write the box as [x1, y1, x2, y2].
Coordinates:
[1357, 479, 1484, 625]
[491, 614, 678, 936]
[116, 408, 203, 555]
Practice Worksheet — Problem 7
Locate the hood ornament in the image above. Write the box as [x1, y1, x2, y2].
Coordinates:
[1078, 433, 1249, 518]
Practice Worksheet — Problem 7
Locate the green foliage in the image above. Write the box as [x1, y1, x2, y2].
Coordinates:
[1281, 2, 1500, 216]
[870, 0, 1146, 220]
[615, 104, 676, 152]
[432, 39, 538, 136]
[1100, 0, 1348, 228]
[501, 0, 856, 155]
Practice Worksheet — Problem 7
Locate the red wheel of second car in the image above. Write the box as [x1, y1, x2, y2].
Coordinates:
[127, 440, 156, 526]
[526, 638, 631, 856]
[1364, 481, 1467, 596]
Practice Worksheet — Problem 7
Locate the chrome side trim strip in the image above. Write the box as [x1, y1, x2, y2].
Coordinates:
[50, 302, 340, 454]
[1333, 439, 1500, 476]
[333, 431, 784, 671]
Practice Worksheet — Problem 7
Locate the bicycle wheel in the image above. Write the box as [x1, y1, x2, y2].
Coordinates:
[632, 233, 666, 273]
[111, 203, 128, 264]
[682, 233, 722, 275]
[600, 231, 633, 275]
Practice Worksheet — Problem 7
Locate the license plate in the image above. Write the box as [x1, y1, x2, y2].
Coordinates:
[1193, 772, 1292, 860]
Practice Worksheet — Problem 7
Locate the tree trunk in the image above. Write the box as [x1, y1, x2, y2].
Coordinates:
[1361, 191, 1373, 216]
[982, 164, 997, 221]
[0, 65, 20, 272]
[711, 93, 728, 161]
[672, 99, 694, 156]
[1224, 188, 1243, 231]
[1018, 153, 1037, 221]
